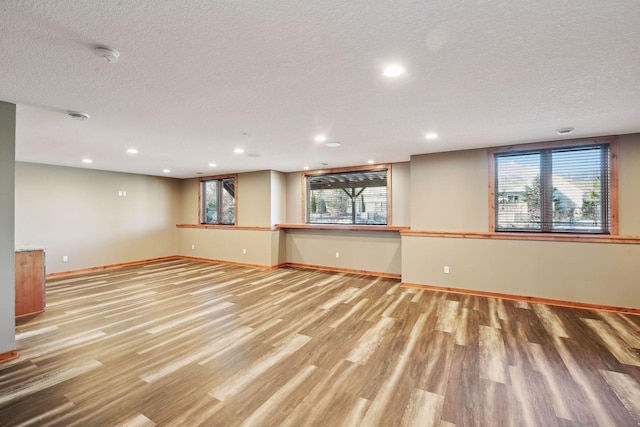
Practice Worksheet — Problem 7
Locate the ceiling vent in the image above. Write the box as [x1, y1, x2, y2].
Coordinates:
[556, 127, 575, 136]
[94, 46, 120, 63]
[67, 111, 90, 120]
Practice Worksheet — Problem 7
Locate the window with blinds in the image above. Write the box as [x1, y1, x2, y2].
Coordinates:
[200, 176, 236, 225]
[305, 167, 389, 225]
[494, 143, 611, 233]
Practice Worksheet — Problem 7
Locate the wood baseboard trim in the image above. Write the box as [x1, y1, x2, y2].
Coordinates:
[176, 255, 276, 270]
[16, 310, 44, 319]
[46, 256, 181, 279]
[402, 282, 640, 315]
[282, 262, 402, 279]
[0, 349, 18, 363]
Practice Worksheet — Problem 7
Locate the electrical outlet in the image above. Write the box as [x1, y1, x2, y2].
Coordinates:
[63, 255, 69, 262]
[335, 252, 340, 259]
[242, 249, 247, 255]
[444, 265, 450, 274]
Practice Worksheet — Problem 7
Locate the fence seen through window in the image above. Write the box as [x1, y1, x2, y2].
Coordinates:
[306, 167, 388, 225]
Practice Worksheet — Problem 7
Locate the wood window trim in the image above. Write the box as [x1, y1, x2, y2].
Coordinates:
[488, 136, 619, 234]
[301, 163, 393, 226]
[198, 174, 238, 226]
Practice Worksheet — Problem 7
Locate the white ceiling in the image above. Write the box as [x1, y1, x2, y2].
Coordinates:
[2, 1, 639, 179]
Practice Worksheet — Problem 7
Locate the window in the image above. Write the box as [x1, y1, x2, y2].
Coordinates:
[305, 165, 390, 225]
[200, 175, 236, 225]
[490, 138, 618, 234]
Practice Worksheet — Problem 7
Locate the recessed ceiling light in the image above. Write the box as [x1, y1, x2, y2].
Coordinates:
[314, 135, 327, 142]
[68, 111, 90, 120]
[303, 166, 310, 170]
[126, 148, 138, 154]
[425, 132, 438, 140]
[321, 162, 329, 166]
[383, 65, 405, 78]
[233, 148, 245, 154]
[248, 153, 260, 158]
[208, 163, 217, 167]
[82, 158, 93, 164]
[325, 141, 341, 148]
[163, 169, 171, 173]
[367, 160, 375, 164]
[94, 46, 120, 63]
[556, 127, 575, 136]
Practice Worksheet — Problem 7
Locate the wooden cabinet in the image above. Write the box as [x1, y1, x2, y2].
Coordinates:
[15, 249, 45, 318]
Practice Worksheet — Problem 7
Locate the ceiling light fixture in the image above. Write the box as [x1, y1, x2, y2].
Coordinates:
[163, 169, 171, 173]
[556, 127, 575, 136]
[126, 148, 138, 154]
[208, 163, 217, 167]
[303, 166, 310, 170]
[425, 132, 438, 140]
[67, 111, 90, 120]
[94, 46, 120, 63]
[367, 160, 375, 164]
[324, 141, 341, 148]
[314, 135, 327, 142]
[82, 158, 93, 164]
[233, 148, 245, 154]
[383, 65, 405, 78]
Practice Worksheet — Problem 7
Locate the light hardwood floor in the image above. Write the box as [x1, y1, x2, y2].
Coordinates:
[1, 259, 639, 426]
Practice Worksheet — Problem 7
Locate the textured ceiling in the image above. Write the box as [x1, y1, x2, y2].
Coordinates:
[1, 1, 639, 178]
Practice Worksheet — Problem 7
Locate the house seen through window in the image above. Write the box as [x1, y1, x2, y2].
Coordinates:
[305, 166, 389, 225]
[492, 139, 616, 234]
[200, 176, 236, 225]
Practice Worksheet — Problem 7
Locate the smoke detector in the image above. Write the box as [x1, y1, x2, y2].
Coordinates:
[67, 111, 90, 121]
[94, 46, 120, 63]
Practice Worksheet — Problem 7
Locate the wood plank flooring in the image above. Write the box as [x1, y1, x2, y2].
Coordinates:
[1, 259, 639, 426]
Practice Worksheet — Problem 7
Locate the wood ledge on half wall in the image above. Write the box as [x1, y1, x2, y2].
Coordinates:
[275, 224, 409, 232]
[176, 224, 273, 231]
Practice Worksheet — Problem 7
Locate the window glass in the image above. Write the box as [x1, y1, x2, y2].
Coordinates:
[201, 176, 236, 225]
[306, 168, 388, 225]
[494, 144, 610, 233]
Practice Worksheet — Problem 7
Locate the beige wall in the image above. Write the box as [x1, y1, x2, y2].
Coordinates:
[285, 172, 303, 223]
[410, 149, 488, 232]
[285, 230, 402, 275]
[271, 171, 286, 226]
[175, 170, 285, 266]
[15, 163, 182, 274]
[0, 102, 16, 354]
[391, 162, 411, 226]
[278, 164, 409, 275]
[14, 133, 640, 308]
[617, 133, 640, 235]
[177, 228, 277, 267]
[179, 178, 198, 224]
[402, 236, 640, 308]
[238, 170, 271, 227]
[403, 134, 640, 308]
